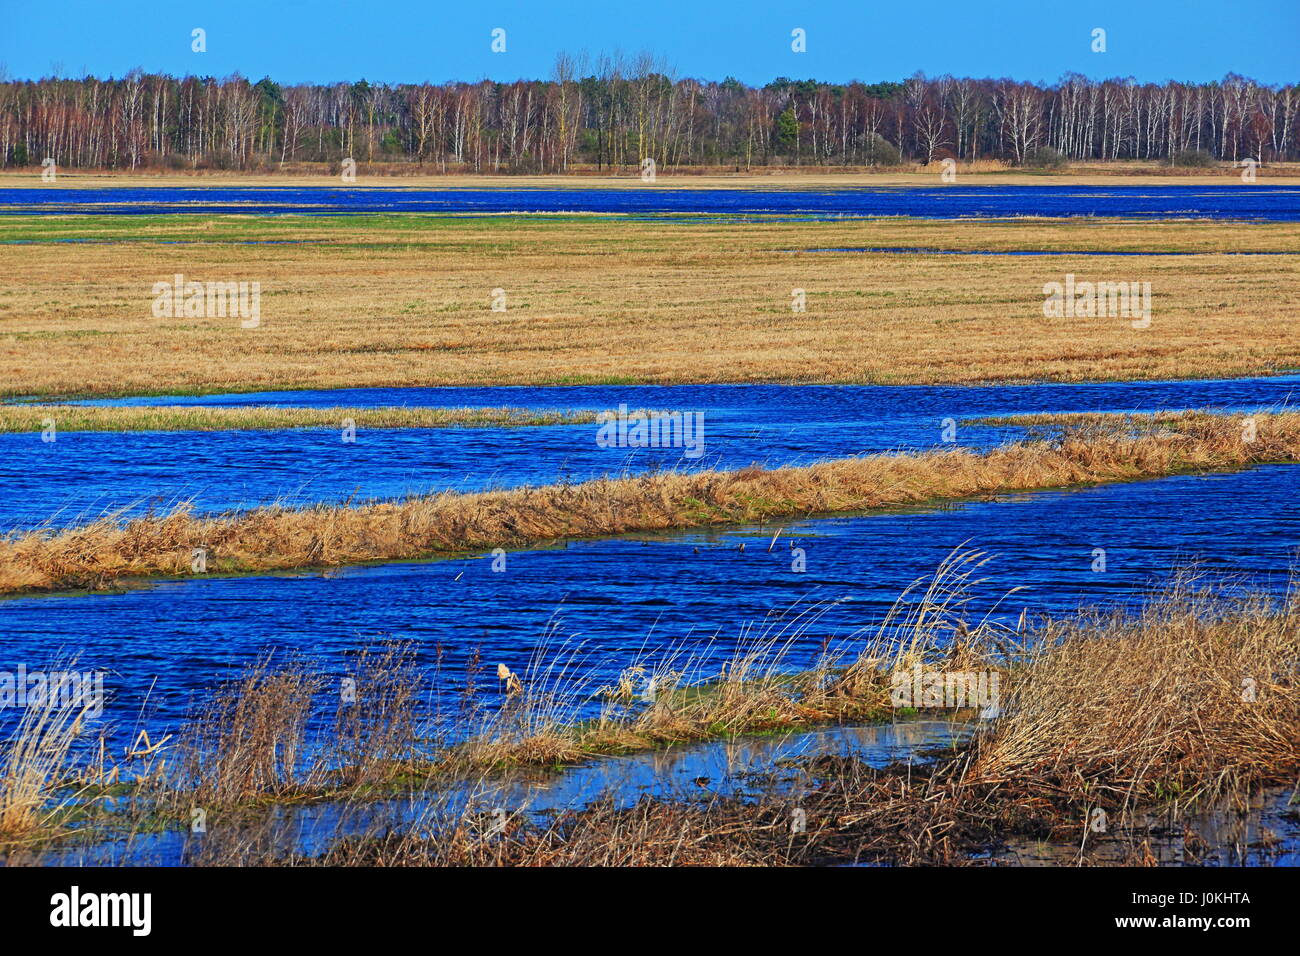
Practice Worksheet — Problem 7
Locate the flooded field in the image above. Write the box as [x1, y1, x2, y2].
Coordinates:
[6, 0, 1300, 911]
[2, 180, 1297, 873]
[33, 720, 969, 865]
[30, 715, 1300, 867]
[6, 184, 1300, 220]
[3, 459, 1296, 751]
[4, 375, 1296, 527]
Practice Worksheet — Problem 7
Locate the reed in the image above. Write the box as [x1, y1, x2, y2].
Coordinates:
[0, 663, 94, 840]
[174, 654, 326, 806]
[972, 575, 1300, 802]
[275, 576, 1300, 867]
[1, 546, 999, 849]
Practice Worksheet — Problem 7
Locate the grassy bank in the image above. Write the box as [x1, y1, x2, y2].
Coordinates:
[0, 547, 993, 847]
[0, 404, 597, 433]
[0, 410, 1295, 596]
[2, 212, 1298, 397]
[2, 557, 1295, 865]
[260, 578, 1300, 866]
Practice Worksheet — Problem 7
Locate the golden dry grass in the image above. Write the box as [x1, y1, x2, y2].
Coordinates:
[185, 575, 1300, 866]
[307, 580, 1300, 867]
[975, 583, 1300, 802]
[1, 214, 1297, 397]
[0, 404, 595, 433]
[0, 669, 95, 839]
[0, 410, 1294, 595]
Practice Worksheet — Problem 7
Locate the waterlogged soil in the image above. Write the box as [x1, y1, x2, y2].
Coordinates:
[5, 184, 1300, 220]
[26, 718, 1299, 867]
[2, 375, 1296, 529]
[990, 788, 1300, 866]
[30, 720, 965, 865]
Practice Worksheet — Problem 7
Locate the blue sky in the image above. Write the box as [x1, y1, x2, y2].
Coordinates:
[3, 0, 1296, 86]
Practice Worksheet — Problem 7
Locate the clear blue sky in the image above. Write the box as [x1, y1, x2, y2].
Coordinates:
[3, 0, 1296, 86]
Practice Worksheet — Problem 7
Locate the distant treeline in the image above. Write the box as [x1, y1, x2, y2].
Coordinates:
[3, 54, 1296, 172]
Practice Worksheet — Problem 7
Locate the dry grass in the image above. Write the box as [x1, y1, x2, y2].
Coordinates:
[302, 579, 1300, 866]
[1, 213, 1297, 397]
[3, 551, 1296, 865]
[1, 410, 1295, 595]
[175, 655, 326, 806]
[0, 669, 94, 840]
[217, 574, 1300, 866]
[0, 403, 596, 433]
[974, 581, 1300, 804]
[171, 642, 432, 808]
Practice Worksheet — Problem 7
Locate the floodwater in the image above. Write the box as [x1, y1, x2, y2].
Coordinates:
[4, 182, 1296, 866]
[4, 184, 1300, 220]
[2, 375, 1296, 528]
[1, 376, 1297, 750]
[28, 716, 1300, 866]
[34, 719, 968, 865]
[1, 460, 1296, 749]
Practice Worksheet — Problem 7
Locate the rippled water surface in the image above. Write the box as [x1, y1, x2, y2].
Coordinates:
[3, 462, 1296, 747]
[3, 375, 1297, 528]
[2, 375, 1298, 750]
[5, 184, 1300, 220]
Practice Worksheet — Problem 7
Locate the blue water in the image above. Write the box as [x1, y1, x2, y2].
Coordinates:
[48, 721, 969, 865]
[45, 717, 1300, 866]
[2, 462, 1296, 752]
[3, 376, 1296, 530]
[5, 184, 1300, 220]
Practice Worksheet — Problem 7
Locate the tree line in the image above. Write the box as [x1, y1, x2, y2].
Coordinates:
[2, 54, 1295, 172]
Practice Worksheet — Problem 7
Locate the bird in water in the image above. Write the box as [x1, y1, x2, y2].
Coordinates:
[497, 663, 523, 696]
